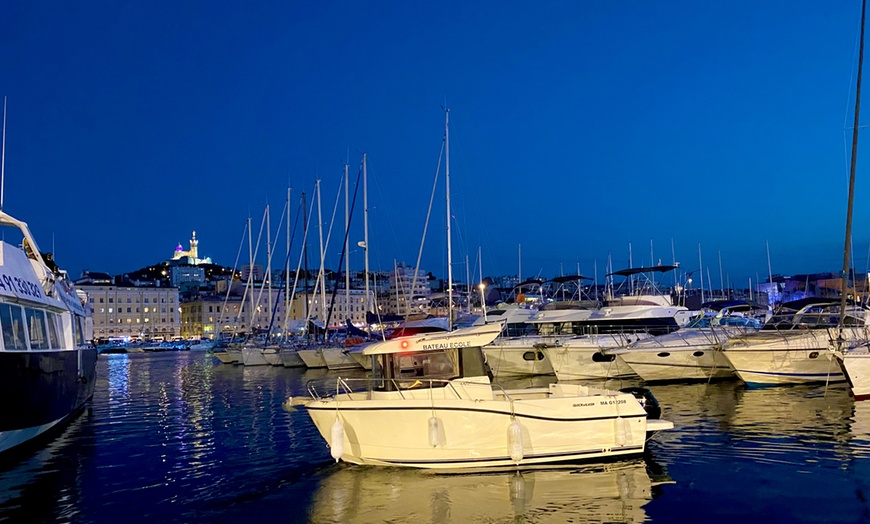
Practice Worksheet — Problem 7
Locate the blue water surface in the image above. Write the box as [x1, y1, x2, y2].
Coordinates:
[0, 351, 868, 523]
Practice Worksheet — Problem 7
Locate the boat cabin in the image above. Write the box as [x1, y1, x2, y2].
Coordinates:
[370, 345, 489, 392]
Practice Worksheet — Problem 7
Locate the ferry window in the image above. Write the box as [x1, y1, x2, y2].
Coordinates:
[26, 308, 50, 350]
[46, 312, 60, 349]
[74, 316, 85, 346]
[0, 304, 27, 350]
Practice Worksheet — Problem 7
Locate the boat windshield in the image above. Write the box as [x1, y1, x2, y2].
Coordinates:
[375, 349, 460, 391]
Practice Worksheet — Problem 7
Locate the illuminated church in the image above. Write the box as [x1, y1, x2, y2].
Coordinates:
[171, 231, 212, 265]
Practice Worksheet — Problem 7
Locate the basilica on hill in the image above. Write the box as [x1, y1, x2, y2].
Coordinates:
[171, 231, 212, 266]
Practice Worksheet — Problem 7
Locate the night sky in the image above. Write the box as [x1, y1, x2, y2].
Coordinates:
[1, 1, 867, 290]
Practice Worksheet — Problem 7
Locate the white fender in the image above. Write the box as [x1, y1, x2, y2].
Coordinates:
[330, 419, 344, 461]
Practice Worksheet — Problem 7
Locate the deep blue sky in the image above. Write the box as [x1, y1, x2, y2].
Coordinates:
[1, 1, 868, 290]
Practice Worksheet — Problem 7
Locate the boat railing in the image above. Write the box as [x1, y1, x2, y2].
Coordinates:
[305, 376, 499, 401]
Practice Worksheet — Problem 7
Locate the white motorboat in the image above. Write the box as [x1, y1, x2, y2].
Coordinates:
[241, 346, 270, 366]
[482, 304, 590, 377]
[544, 333, 645, 381]
[614, 300, 767, 383]
[722, 298, 863, 385]
[287, 324, 673, 469]
[0, 209, 97, 455]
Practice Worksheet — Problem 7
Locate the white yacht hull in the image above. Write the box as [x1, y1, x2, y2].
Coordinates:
[212, 351, 235, 364]
[297, 348, 328, 368]
[838, 346, 870, 400]
[348, 350, 373, 370]
[617, 329, 735, 382]
[323, 348, 363, 370]
[722, 330, 847, 385]
[281, 349, 306, 368]
[241, 347, 270, 366]
[226, 348, 242, 364]
[305, 382, 668, 469]
[262, 347, 283, 366]
[483, 337, 559, 377]
[543, 335, 642, 381]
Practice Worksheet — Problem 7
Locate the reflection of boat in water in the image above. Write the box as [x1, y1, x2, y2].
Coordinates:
[309, 458, 670, 524]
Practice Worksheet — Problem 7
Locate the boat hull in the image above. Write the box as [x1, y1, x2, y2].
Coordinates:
[323, 348, 363, 370]
[722, 331, 846, 385]
[839, 347, 870, 400]
[297, 348, 328, 368]
[305, 383, 658, 469]
[241, 347, 269, 366]
[619, 346, 734, 382]
[543, 335, 641, 380]
[0, 348, 97, 455]
[280, 349, 305, 368]
[483, 338, 558, 377]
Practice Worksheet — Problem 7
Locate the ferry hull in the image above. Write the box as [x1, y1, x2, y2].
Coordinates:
[0, 348, 97, 455]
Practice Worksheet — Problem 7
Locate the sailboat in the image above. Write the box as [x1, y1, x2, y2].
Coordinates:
[835, 0, 870, 399]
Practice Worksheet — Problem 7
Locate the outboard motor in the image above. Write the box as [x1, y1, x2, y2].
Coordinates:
[619, 387, 662, 420]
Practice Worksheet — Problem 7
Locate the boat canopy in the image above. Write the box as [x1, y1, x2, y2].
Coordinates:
[606, 265, 679, 277]
[362, 325, 501, 356]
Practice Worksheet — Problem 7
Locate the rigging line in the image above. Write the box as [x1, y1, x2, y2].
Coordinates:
[292, 191, 318, 329]
[409, 138, 445, 324]
[310, 174, 346, 338]
[324, 168, 363, 330]
[250, 204, 271, 327]
[267, 197, 303, 339]
[220, 222, 249, 336]
[449, 121, 495, 279]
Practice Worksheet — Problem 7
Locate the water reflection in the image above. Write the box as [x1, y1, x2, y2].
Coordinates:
[309, 457, 671, 524]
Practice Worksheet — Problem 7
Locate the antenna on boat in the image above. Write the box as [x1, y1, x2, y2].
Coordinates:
[840, 0, 866, 327]
[1, 96, 6, 212]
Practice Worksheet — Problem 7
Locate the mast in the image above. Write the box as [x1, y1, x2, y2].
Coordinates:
[302, 192, 310, 339]
[445, 108, 454, 330]
[841, 0, 867, 327]
[344, 163, 350, 321]
[316, 179, 326, 325]
[247, 216, 254, 332]
[363, 154, 370, 315]
[285, 187, 291, 337]
[265, 204, 273, 329]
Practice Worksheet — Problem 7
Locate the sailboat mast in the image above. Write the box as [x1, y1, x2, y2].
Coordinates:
[316, 179, 327, 324]
[445, 108, 453, 331]
[841, 0, 867, 327]
[363, 154, 370, 315]
[285, 186, 291, 337]
[344, 163, 350, 320]
[444, 109, 453, 331]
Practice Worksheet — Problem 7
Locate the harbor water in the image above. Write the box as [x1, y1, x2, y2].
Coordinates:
[1, 351, 870, 523]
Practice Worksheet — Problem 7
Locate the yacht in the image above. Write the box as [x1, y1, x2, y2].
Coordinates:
[613, 300, 767, 383]
[0, 210, 97, 455]
[721, 298, 863, 385]
[286, 324, 673, 469]
[543, 266, 688, 381]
